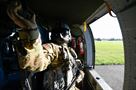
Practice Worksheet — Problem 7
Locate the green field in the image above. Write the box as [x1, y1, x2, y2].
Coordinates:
[95, 41, 124, 65]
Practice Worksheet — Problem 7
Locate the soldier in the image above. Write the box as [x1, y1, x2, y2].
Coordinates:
[7, 2, 84, 90]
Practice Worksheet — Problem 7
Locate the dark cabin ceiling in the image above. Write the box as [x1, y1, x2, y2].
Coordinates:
[0, 0, 104, 37]
[27, 0, 104, 25]
[0, 0, 104, 25]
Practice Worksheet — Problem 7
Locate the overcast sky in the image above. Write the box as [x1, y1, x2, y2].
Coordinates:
[90, 13, 122, 39]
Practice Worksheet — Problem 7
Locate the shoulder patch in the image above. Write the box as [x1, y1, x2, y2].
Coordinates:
[42, 43, 54, 54]
[43, 44, 51, 49]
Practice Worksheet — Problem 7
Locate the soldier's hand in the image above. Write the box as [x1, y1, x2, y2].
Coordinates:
[62, 47, 69, 60]
[7, 1, 37, 29]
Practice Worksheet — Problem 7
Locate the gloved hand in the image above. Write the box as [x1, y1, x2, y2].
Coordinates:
[76, 59, 84, 69]
[7, 1, 37, 29]
[7, 1, 39, 43]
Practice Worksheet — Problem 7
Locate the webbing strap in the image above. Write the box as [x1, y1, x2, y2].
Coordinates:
[18, 28, 39, 42]
[105, 1, 116, 17]
[83, 22, 87, 32]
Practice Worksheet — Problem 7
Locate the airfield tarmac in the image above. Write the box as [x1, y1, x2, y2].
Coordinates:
[95, 65, 124, 90]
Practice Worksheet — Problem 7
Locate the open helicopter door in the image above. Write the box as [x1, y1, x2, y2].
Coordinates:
[82, 3, 113, 90]
[103, 0, 136, 90]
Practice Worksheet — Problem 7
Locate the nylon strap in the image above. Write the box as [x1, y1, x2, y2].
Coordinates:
[105, 1, 116, 17]
[18, 28, 39, 42]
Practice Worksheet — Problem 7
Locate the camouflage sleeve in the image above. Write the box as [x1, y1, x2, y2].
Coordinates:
[17, 34, 52, 72]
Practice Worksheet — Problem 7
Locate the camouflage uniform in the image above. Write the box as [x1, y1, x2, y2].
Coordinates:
[7, 2, 84, 90]
[16, 34, 83, 90]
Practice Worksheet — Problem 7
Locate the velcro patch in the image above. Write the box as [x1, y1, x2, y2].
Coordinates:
[43, 44, 51, 49]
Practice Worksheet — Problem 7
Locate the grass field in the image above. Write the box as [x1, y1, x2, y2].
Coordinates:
[95, 41, 124, 65]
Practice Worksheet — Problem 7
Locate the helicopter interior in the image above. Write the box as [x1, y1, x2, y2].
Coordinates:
[0, 0, 136, 90]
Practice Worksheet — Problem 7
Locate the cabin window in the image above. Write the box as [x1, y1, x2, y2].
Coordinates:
[89, 13, 124, 90]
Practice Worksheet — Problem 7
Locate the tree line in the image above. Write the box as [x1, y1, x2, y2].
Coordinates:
[95, 38, 122, 41]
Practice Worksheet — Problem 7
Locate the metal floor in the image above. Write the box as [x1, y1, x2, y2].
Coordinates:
[95, 65, 124, 90]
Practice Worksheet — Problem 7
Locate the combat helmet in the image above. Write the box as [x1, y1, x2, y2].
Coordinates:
[51, 22, 71, 44]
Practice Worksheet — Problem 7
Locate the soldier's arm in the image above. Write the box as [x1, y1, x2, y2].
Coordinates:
[69, 47, 84, 84]
[7, 2, 53, 72]
[17, 35, 52, 72]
